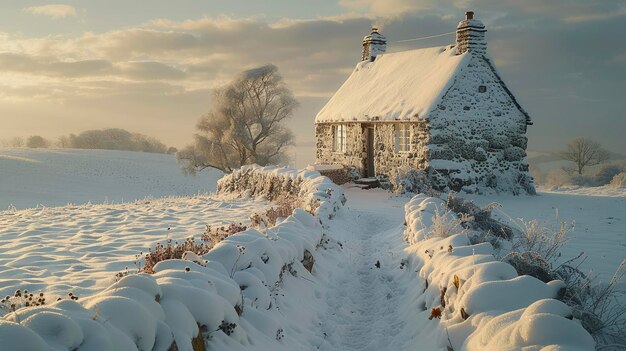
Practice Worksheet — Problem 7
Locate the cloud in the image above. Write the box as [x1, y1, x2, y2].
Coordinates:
[1, 5, 625, 153]
[338, 0, 439, 18]
[117, 61, 186, 80]
[23, 4, 78, 19]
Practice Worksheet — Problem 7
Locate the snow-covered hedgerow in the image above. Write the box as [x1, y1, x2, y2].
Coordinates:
[217, 164, 346, 223]
[404, 194, 595, 350]
[0, 166, 345, 351]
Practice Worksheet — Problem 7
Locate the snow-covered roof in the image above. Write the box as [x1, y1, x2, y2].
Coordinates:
[315, 45, 470, 123]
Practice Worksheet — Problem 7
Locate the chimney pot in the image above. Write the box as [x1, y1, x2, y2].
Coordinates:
[466, 11, 474, 20]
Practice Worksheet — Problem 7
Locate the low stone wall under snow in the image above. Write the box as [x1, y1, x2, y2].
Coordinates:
[0, 166, 346, 351]
[404, 194, 594, 350]
[217, 164, 346, 222]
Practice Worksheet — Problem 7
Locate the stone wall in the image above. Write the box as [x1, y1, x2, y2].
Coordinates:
[315, 123, 366, 175]
[315, 122, 430, 179]
[426, 54, 534, 194]
[372, 122, 430, 178]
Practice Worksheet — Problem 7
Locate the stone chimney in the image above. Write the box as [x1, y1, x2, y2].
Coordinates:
[362, 27, 387, 62]
[456, 11, 487, 56]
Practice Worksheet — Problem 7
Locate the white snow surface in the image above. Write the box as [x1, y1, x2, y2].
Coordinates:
[1, 162, 614, 350]
[537, 184, 626, 197]
[0, 194, 271, 299]
[0, 148, 221, 210]
[0, 165, 347, 351]
[315, 46, 468, 123]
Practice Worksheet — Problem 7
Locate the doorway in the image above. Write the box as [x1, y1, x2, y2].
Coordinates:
[366, 127, 375, 178]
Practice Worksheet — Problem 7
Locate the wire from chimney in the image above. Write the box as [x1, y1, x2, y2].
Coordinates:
[396, 31, 456, 43]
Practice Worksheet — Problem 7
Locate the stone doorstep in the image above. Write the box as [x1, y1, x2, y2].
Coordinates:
[353, 178, 381, 189]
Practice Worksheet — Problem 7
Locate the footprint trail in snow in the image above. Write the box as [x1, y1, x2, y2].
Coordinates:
[317, 191, 412, 351]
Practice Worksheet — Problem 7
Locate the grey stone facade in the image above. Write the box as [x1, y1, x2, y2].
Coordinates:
[316, 122, 430, 178]
[314, 11, 535, 194]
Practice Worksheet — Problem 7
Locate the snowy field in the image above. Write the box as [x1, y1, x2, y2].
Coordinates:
[0, 148, 221, 210]
[0, 194, 270, 299]
[466, 191, 626, 285]
[0, 157, 624, 349]
[537, 184, 626, 197]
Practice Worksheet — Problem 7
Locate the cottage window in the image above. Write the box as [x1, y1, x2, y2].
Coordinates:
[394, 124, 412, 153]
[333, 125, 347, 153]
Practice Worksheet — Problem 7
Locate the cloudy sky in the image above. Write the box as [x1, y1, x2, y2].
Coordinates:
[1, 0, 624, 166]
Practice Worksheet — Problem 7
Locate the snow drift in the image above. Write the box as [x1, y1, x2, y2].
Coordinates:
[404, 194, 595, 350]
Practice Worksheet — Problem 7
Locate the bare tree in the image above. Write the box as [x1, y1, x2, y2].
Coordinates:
[177, 64, 297, 174]
[57, 135, 70, 148]
[560, 137, 610, 175]
[10, 137, 24, 148]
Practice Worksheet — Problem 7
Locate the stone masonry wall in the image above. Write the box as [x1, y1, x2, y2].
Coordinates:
[315, 123, 366, 175]
[372, 122, 430, 177]
[316, 122, 430, 178]
[426, 54, 534, 194]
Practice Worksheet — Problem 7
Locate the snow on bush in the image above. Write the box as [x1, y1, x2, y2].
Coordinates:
[217, 164, 346, 223]
[610, 172, 626, 188]
[403, 194, 595, 350]
[0, 166, 345, 351]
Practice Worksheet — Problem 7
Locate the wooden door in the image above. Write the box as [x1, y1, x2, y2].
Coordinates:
[366, 127, 375, 178]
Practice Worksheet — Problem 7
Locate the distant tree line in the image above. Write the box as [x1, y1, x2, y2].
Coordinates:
[531, 137, 625, 188]
[1, 128, 177, 154]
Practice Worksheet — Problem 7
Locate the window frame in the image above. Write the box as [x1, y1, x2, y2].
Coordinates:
[332, 124, 347, 154]
[394, 124, 412, 153]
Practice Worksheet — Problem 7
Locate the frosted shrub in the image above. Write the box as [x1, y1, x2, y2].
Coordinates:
[390, 167, 437, 195]
[570, 175, 596, 187]
[559, 261, 626, 347]
[544, 168, 571, 187]
[251, 194, 297, 228]
[1, 290, 48, 316]
[595, 165, 623, 186]
[508, 219, 572, 264]
[428, 207, 466, 239]
[502, 219, 572, 283]
[445, 193, 515, 240]
[142, 224, 247, 273]
[610, 172, 626, 188]
[141, 238, 211, 273]
[201, 223, 248, 248]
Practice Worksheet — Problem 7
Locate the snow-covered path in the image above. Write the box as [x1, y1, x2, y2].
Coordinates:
[316, 188, 422, 351]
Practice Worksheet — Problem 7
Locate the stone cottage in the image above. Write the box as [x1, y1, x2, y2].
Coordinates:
[315, 12, 535, 194]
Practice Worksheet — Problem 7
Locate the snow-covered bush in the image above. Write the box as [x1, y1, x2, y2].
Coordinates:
[428, 207, 466, 239]
[140, 226, 247, 274]
[389, 167, 437, 195]
[201, 223, 248, 249]
[544, 168, 572, 187]
[570, 174, 597, 187]
[594, 165, 623, 186]
[445, 193, 515, 241]
[250, 194, 298, 228]
[217, 165, 346, 222]
[509, 219, 572, 265]
[610, 172, 626, 188]
[557, 261, 626, 348]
